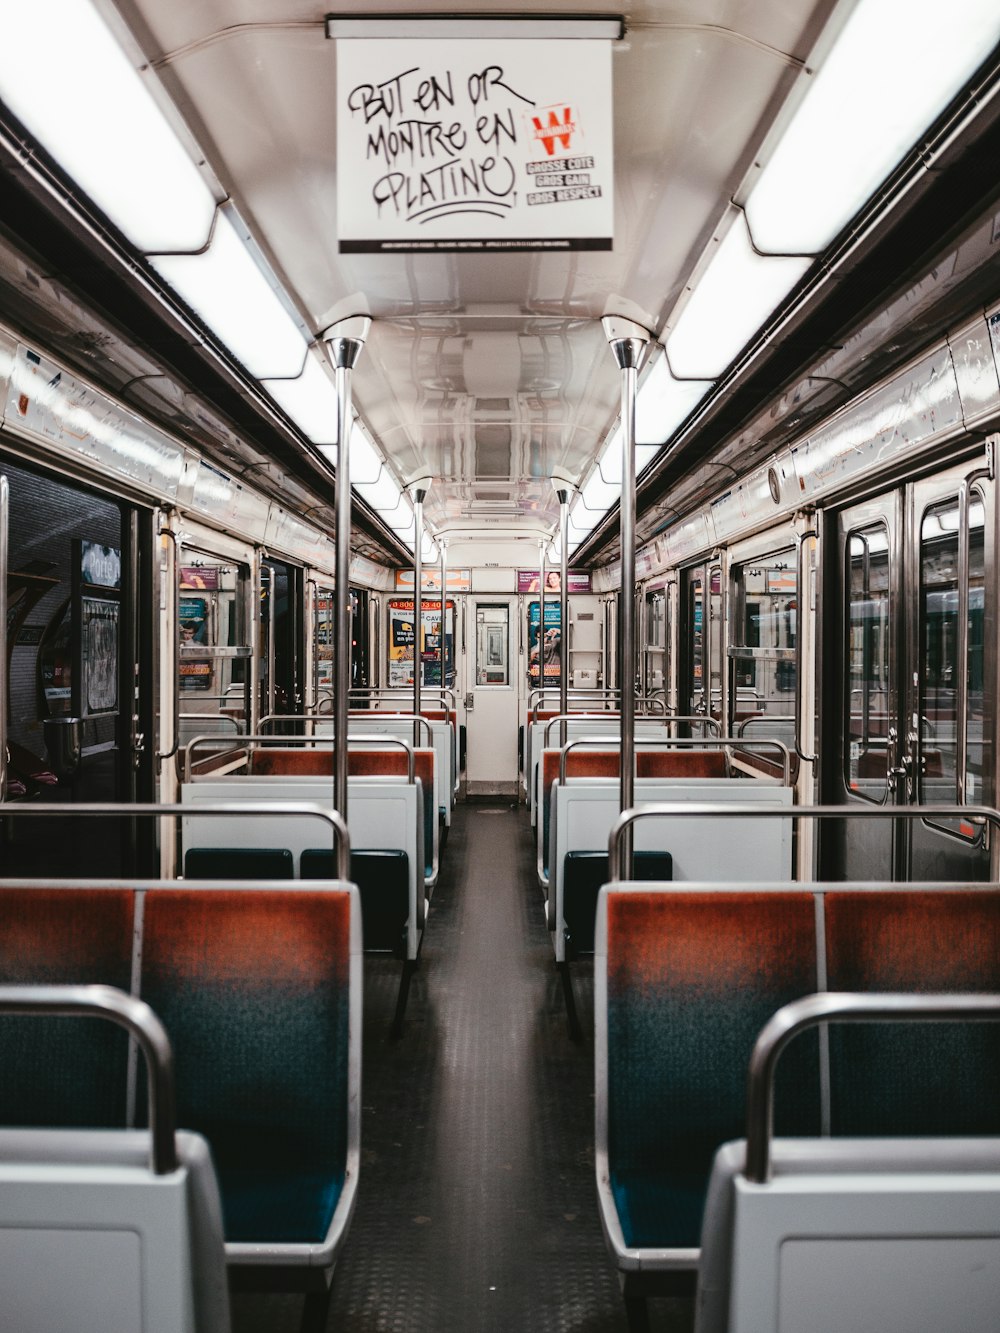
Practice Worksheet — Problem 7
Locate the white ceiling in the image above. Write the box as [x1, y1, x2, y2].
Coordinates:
[103, 0, 838, 541]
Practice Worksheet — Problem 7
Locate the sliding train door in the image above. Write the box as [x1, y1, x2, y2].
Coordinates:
[824, 459, 995, 880]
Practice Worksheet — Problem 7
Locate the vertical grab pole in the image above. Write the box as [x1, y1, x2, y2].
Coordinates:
[603, 317, 652, 876]
[0, 475, 7, 802]
[323, 317, 371, 825]
[410, 478, 431, 748]
[538, 538, 547, 706]
[439, 537, 448, 695]
[555, 489, 571, 749]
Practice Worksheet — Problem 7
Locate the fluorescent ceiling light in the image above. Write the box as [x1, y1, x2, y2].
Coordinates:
[580, 469, 621, 513]
[666, 215, 810, 379]
[0, 0, 216, 252]
[309, 427, 391, 489]
[263, 354, 339, 445]
[636, 356, 713, 445]
[152, 211, 307, 379]
[327, 16, 623, 40]
[355, 469, 403, 513]
[746, 0, 1000, 254]
[598, 429, 660, 485]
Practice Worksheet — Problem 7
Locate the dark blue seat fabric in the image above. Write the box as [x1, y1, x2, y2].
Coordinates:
[563, 850, 673, 957]
[139, 888, 353, 1249]
[302, 848, 409, 953]
[0, 887, 134, 1128]
[184, 848, 294, 879]
[605, 890, 820, 1251]
[218, 1165, 345, 1244]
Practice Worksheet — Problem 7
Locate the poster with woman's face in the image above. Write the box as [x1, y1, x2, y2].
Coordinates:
[527, 600, 561, 684]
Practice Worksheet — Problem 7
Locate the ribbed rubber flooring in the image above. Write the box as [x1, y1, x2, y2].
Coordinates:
[232, 802, 693, 1332]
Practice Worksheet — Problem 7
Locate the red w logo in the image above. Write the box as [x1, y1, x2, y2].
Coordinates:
[532, 106, 574, 156]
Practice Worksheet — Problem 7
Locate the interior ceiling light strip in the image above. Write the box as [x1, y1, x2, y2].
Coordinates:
[0, 0, 217, 252]
[744, 0, 1000, 254]
[325, 14, 625, 41]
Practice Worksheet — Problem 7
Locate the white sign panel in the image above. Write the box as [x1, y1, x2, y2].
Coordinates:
[336, 39, 613, 252]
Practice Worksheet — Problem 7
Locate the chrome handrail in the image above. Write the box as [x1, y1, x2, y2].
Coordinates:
[745, 991, 1000, 1183]
[0, 984, 178, 1174]
[557, 735, 790, 785]
[607, 802, 1000, 882]
[0, 799, 351, 880]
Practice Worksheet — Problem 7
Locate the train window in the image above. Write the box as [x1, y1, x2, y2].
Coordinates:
[177, 552, 251, 740]
[845, 525, 891, 801]
[643, 589, 668, 698]
[967, 492, 985, 806]
[688, 573, 704, 715]
[729, 552, 796, 744]
[919, 492, 986, 822]
[475, 604, 510, 686]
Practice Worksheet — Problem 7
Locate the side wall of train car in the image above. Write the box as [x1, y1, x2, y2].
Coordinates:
[617, 301, 1000, 882]
[3, 293, 1000, 882]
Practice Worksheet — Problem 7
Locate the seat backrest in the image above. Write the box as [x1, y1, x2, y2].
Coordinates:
[596, 888, 821, 1252]
[698, 1136, 1000, 1333]
[825, 889, 1000, 1134]
[184, 847, 294, 879]
[0, 887, 135, 1127]
[139, 886, 358, 1252]
[0, 986, 230, 1333]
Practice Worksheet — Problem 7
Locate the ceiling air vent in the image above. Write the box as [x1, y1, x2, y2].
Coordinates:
[475, 397, 510, 413]
[475, 423, 512, 478]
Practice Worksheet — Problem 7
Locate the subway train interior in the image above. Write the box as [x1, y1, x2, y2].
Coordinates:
[2, 0, 1000, 1330]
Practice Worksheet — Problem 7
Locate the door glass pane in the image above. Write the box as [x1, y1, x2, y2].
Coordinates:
[314, 586, 334, 709]
[476, 604, 510, 686]
[845, 524, 890, 800]
[644, 590, 667, 699]
[730, 552, 796, 745]
[178, 552, 249, 747]
[967, 492, 986, 805]
[919, 499, 959, 802]
[709, 566, 723, 718]
[687, 573, 704, 713]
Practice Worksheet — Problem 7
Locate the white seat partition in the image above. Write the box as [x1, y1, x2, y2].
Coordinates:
[696, 992, 1000, 1333]
[181, 776, 425, 956]
[549, 777, 793, 961]
[0, 984, 230, 1333]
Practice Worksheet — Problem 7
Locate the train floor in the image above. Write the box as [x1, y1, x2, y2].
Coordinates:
[231, 800, 694, 1333]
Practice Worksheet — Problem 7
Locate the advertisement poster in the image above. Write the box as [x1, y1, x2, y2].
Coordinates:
[388, 598, 455, 687]
[516, 569, 591, 594]
[179, 595, 211, 691]
[336, 38, 613, 252]
[527, 599, 561, 685]
[395, 568, 471, 593]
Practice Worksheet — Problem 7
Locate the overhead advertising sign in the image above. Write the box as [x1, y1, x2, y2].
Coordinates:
[516, 570, 592, 594]
[395, 568, 472, 592]
[336, 39, 613, 253]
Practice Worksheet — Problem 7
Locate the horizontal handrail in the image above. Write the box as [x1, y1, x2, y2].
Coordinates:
[607, 802, 1000, 882]
[541, 713, 720, 748]
[344, 735, 416, 783]
[0, 984, 178, 1174]
[186, 733, 417, 783]
[349, 713, 433, 745]
[0, 800, 351, 881]
[350, 686, 457, 714]
[745, 992, 1000, 1183]
[557, 735, 790, 785]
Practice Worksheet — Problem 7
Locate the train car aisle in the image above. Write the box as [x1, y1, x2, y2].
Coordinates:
[233, 801, 691, 1332]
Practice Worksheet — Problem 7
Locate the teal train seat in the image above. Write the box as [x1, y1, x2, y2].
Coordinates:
[302, 849, 410, 953]
[562, 850, 673, 958]
[0, 984, 231, 1333]
[0, 886, 135, 1128]
[0, 879, 361, 1333]
[595, 886, 821, 1324]
[184, 847, 295, 880]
